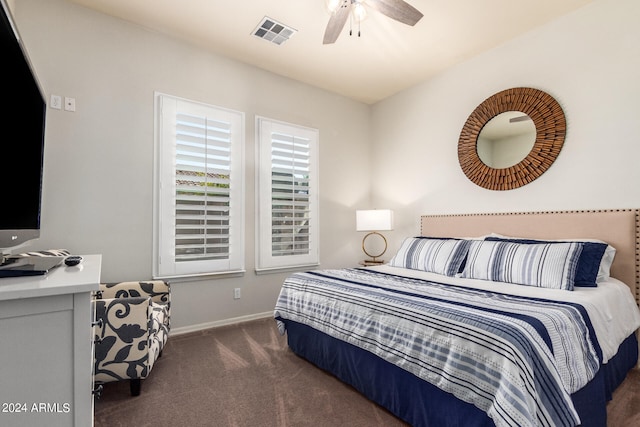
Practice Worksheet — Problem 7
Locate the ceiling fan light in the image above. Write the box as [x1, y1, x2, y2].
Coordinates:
[325, 0, 342, 14]
[352, 3, 367, 22]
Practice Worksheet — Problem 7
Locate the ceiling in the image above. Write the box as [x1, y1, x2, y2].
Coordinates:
[69, 0, 594, 104]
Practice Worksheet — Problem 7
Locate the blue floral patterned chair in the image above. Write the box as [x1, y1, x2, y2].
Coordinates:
[92, 280, 170, 396]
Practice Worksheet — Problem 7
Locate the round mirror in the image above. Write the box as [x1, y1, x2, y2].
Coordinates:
[458, 87, 566, 191]
[477, 111, 536, 168]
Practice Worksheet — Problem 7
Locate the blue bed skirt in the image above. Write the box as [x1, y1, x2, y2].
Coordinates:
[282, 319, 638, 427]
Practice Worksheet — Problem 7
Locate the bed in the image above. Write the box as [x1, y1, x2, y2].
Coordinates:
[274, 210, 640, 427]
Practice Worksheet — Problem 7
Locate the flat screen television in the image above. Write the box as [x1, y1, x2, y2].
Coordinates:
[0, 0, 46, 261]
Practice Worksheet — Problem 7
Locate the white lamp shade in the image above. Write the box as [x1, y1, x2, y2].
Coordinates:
[356, 209, 394, 232]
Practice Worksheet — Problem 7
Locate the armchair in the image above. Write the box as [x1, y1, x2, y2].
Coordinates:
[93, 280, 170, 396]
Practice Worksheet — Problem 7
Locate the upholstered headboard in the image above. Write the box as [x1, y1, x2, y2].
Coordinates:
[421, 209, 640, 305]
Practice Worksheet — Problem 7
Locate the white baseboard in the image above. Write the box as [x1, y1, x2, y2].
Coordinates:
[170, 311, 273, 336]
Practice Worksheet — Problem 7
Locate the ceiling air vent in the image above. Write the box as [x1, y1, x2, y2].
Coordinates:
[252, 17, 296, 45]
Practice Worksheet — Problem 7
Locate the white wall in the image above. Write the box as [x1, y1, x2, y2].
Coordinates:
[371, 0, 640, 252]
[13, 0, 639, 331]
[14, 0, 372, 331]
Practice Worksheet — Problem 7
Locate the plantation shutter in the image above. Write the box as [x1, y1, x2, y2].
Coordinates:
[271, 132, 311, 256]
[154, 94, 244, 278]
[174, 113, 232, 262]
[256, 117, 319, 271]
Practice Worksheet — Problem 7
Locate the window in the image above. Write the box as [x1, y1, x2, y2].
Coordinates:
[154, 93, 245, 278]
[256, 117, 319, 271]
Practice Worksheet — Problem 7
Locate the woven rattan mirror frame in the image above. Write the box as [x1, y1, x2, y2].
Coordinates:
[458, 87, 566, 191]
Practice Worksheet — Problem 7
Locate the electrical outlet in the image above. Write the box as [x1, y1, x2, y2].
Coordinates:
[234, 288, 241, 299]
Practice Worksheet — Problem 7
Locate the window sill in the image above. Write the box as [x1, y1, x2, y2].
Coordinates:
[254, 263, 320, 276]
[153, 269, 246, 283]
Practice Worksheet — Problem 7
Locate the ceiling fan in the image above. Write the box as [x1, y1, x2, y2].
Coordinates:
[323, 0, 424, 44]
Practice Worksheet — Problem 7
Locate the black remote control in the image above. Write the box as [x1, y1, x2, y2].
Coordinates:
[64, 256, 83, 266]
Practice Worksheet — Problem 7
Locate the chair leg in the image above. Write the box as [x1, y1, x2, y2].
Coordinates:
[130, 379, 141, 396]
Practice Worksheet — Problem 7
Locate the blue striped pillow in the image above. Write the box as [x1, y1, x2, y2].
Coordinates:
[461, 240, 583, 290]
[389, 237, 471, 276]
[485, 237, 609, 287]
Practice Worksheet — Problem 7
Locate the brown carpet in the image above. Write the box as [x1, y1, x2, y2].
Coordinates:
[94, 318, 639, 427]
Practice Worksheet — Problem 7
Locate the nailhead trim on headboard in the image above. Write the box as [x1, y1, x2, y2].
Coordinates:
[635, 209, 640, 305]
[420, 209, 640, 306]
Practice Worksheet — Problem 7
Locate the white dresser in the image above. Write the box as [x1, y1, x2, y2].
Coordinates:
[0, 254, 101, 427]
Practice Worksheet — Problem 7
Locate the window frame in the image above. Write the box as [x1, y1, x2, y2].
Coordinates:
[255, 116, 320, 272]
[153, 93, 245, 279]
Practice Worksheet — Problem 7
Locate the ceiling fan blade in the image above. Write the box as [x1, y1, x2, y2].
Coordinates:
[323, 2, 352, 44]
[366, 0, 424, 26]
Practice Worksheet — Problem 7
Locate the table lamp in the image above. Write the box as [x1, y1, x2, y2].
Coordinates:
[356, 209, 394, 264]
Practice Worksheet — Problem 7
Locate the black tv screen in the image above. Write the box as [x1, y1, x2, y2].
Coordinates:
[0, 0, 46, 253]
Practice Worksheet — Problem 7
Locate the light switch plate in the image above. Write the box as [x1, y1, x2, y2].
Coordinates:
[50, 95, 62, 110]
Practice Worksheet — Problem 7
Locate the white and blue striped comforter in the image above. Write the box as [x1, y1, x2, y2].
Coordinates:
[274, 268, 602, 427]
